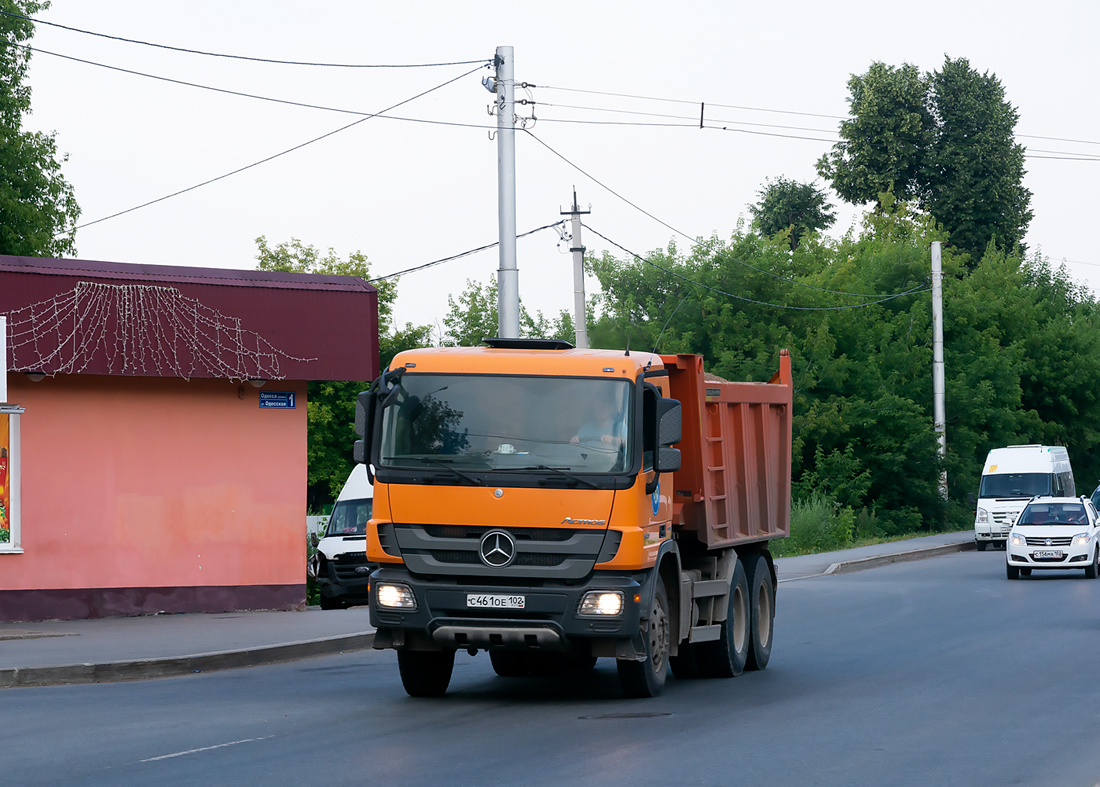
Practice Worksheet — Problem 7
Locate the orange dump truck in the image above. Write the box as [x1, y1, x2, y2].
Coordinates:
[354, 338, 792, 697]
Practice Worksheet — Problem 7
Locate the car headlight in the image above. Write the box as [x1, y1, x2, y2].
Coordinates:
[1073, 533, 1090, 547]
[376, 583, 418, 610]
[578, 590, 624, 617]
[1009, 532, 1025, 547]
[976, 507, 989, 524]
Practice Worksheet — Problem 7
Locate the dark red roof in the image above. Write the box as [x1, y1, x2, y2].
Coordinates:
[0, 255, 379, 381]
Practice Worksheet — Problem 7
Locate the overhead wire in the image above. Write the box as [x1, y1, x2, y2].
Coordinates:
[367, 222, 566, 283]
[525, 130, 919, 299]
[0, 9, 488, 68]
[71, 63, 486, 231]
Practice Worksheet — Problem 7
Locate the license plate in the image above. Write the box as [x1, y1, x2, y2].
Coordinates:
[1033, 550, 1063, 559]
[467, 594, 525, 609]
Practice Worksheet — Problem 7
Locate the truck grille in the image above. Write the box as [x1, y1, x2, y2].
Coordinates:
[394, 523, 609, 579]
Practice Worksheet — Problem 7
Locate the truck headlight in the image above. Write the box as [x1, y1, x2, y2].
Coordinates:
[376, 583, 417, 610]
[1009, 532, 1025, 547]
[578, 590, 624, 617]
[975, 508, 989, 524]
[1073, 533, 1090, 547]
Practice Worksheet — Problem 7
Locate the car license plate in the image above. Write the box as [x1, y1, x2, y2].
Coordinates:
[1033, 550, 1063, 559]
[467, 594, 525, 609]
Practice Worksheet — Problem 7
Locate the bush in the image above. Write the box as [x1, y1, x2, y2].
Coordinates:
[775, 492, 857, 557]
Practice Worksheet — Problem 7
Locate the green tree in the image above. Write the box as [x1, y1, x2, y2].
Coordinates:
[255, 236, 430, 507]
[0, 0, 80, 257]
[924, 58, 1032, 260]
[748, 176, 836, 249]
[440, 276, 575, 346]
[816, 62, 932, 205]
[818, 57, 1032, 264]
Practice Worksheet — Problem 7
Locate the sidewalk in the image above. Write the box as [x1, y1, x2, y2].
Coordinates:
[1, 531, 975, 688]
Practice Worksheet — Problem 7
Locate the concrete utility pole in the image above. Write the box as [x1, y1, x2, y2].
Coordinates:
[931, 241, 947, 500]
[492, 46, 519, 339]
[561, 189, 590, 349]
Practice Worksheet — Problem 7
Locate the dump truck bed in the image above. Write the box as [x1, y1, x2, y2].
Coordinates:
[662, 351, 793, 550]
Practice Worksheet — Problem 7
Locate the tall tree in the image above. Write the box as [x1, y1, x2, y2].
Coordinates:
[748, 177, 836, 249]
[924, 57, 1032, 260]
[818, 57, 1032, 264]
[255, 236, 430, 507]
[0, 0, 80, 257]
[816, 62, 932, 206]
[440, 276, 575, 346]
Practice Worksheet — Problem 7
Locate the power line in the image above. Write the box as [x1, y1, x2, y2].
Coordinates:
[525, 130, 914, 298]
[583, 224, 929, 312]
[0, 9, 489, 68]
[367, 222, 566, 282]
[72, 64, 485, 232]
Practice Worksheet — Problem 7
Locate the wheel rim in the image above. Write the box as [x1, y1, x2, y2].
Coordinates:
[732, 583, 748, 653]
[754, 578, 772, 648]
[648, 594, 669, 673]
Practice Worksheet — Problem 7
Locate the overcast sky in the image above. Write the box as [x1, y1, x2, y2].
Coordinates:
[19, 1, 1100, 337]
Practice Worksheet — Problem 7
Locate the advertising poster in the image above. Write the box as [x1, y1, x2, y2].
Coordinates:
[0, 413, 8, 542]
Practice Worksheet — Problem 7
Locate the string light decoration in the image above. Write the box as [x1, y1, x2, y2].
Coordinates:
[4, 281, 315, 380]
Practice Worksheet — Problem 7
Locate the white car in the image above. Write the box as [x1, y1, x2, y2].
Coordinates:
[1006, 497, 1100, 579]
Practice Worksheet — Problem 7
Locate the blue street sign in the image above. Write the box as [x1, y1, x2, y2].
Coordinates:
[258, 391, 296, 409]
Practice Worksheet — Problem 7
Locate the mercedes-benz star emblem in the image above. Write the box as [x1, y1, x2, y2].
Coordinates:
[479, 530, 517, 568]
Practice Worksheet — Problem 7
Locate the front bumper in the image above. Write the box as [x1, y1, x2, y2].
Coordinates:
[1007, 546, 1092, 568]
[369, 567, 648, 652]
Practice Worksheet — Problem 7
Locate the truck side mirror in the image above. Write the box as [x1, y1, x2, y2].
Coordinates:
[967, 492, 976, 506]
[353, 389, 377, 465]
[655, 446, 681, 473]
[656, 398, 682, 446]
[310, 532, 320, 548]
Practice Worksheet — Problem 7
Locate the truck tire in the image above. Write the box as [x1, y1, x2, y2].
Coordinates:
[397, 649, 455, 697]
[669, 643, 700, 679]
[617, 576, 670, 698]
[697, 558, 749, 678]
[744, 553, 775, 672]
[489, 650, 529, 677]
[976, 540, 987, 552]
[319, 596, 343, 611]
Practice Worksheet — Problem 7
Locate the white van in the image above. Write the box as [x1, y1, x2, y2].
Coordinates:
[974, 445, 1074, 550]
[308, 465, 374, 609]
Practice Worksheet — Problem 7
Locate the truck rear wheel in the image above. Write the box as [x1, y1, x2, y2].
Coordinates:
[698, 558, 749, 678]
[617, 576, 670, 698]
[397, 649, 455, 697]
[744, 553, 775, 671]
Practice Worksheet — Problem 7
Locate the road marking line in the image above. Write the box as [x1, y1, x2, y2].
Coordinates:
[140, 736, 274, 763]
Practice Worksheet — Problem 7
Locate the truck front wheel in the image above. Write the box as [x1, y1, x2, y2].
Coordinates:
[698, 558, 749, 678]
[617, 576, 670, 698]
[397, 649, 455, 697]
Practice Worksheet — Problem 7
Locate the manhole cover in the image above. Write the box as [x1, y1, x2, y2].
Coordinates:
[578, 712, 673, 720]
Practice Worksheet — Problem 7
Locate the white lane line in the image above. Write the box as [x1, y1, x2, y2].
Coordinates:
[140, 736, 274, 763]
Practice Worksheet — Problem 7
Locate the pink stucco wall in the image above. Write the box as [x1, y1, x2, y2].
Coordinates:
[0, 373, 306, 594]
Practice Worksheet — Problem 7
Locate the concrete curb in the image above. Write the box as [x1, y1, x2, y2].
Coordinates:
[824, 540, 976, 576]
[0, 631, 375, 689]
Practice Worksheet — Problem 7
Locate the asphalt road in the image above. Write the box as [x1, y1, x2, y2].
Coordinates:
[6, 549, 1100, 787]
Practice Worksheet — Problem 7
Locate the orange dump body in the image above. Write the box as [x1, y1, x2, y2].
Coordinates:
[663, 351, 792, 550]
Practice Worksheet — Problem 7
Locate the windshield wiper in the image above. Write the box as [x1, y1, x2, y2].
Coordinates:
[499, 465, 600, 489]
[386, 456, 482, 486]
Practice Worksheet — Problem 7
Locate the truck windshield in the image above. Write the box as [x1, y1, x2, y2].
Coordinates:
[979, 473, 1051, 498]
[325, 498, 372, 537]
[379, 374, 633, 473]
